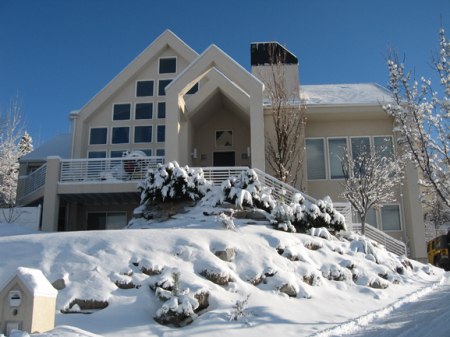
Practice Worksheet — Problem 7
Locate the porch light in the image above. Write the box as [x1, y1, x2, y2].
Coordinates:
[192, 148, 197, 159]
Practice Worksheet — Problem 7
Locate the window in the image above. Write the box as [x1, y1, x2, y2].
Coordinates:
[159, 57, 176, 74]
[111, 150, 126, 158]
[112, 127, 130, 144]
[157, 102, 166, 119]
[113, 103, 131, 121]
[216, 130, 233, 147]
[354, 208, 378, 229]
[87, 212, 127, 230]
[156, 148, 165, 156]
[351, 137, 371, 159]
[305, 138, 326, 180]
[139, 149, 152, 156]
[157, 125, 165, 143]
[374, 136, 394, 159]
[381, 205, 402, 231]
[158, 79, 172, 96]
[135, 103, 153, 120]
[201, 154, 207, 161]
[136, 80, 154, 97]
[328, 138, 347, 179]
[88, 151, 106, 159]
[186, 83, 199, 95]
[89, 127, 107, 145]
[241, 153, 248, 160]
[134, 125, 152, 143]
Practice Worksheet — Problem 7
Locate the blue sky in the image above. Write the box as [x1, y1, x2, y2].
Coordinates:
[0, 0, 449, 146]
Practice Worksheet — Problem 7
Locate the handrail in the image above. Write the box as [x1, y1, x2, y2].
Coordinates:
[22, 164, 47, 198]
[201, 167, 249, 185]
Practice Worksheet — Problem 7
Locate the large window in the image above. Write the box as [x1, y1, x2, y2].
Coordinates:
[159, 57, 176, 74]
[88, 151, 106, 159]
[305, 138, 326, 180]
[157, 125, 165, 143]
[328, 138, 347, 179]
[134, 125, 152, 143]
[87, 212, 127, 230]
[136, 80, 154, 97]
[112, 127, 130, 144]
[135, 103, 153, 120]
[374, 136, 394, 159]
[113, 103, 131, 121]
[89, 127, 107, 145]
[351, 137, 371, 159]
[158, 79, 172, 96]
[156, 148, 165, 157]
[216, 130, 233, 147]
[111, 150, 126, 158]
[157, 102, 166, 119]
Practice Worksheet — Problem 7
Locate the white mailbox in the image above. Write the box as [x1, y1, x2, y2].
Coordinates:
[8, 291, 21, 307]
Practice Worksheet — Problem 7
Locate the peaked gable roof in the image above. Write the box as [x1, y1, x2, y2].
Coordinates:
[0, 267, 58, 298]
[77, 30, 198, 122]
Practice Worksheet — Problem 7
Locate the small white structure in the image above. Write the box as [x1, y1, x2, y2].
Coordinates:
[0, 267, 57, 336]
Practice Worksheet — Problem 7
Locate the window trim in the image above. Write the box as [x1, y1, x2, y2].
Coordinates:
[88, 126, 108, 146]
[158, 78, 173, 97]
[156, 124, 165, 143]
[158, 56, 177, 74]
[135, 79, 155, 98]
[327, 136, 348, 180]
[112, 102, 132, 122]
[380, 203, 403, 232]
[305, 137, 328, 181]
[134, 102, 154, 120]
[133, 125, 153, 144]
[157, 101, 166, 119]
[111, 126, 131, 145]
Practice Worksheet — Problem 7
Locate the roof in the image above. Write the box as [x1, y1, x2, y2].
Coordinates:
[0, 267, 58, 298]
[301, 83, 395, 106]
[20, 133, 71, 163]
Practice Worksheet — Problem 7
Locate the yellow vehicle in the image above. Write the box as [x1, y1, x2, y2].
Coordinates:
[427, 232, 450, 270]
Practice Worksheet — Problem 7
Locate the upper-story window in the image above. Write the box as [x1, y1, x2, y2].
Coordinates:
[135, 103, 153, 120]
[158, 79, 172, 96]
[157, 125, 165, 143]
[134, 125, 152, 143]
[89, 127, 107, 145]
[157, 102, 166, 119]
[136, 80, 154, 97]
[113, 103, 131, 121]
[112, 126, 130, 144]
[159, 57, 176, 74]
[186, 83, 199, 95]
[305, 138, 326, 180]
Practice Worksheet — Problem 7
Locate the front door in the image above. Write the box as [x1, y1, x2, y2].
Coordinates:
[213, 151, 235, 167]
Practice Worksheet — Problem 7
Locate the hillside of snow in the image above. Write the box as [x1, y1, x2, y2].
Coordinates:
[0, 205, 446, 337]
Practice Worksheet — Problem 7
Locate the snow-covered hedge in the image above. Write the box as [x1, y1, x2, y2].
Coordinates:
[138, 162, 212, 204]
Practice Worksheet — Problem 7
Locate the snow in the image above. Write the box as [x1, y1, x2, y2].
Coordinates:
[0, 206, 446, 336]
[19, 133, 71, 163]
[302, 83, 396, 106]
[1, 266, 58, 298]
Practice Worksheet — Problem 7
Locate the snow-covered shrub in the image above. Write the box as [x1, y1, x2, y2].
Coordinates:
[154, 268, 199, 327]
[138, 161, 212, 204]
[229, 294, 252, 321]
[215, 212, 236, 230]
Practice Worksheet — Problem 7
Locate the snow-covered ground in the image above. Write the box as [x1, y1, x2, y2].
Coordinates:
[0, 205, 447, 337]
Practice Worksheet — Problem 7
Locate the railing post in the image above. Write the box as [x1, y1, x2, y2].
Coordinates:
[42, 156, 61, 232]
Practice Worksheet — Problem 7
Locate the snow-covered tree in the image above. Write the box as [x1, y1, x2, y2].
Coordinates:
[258, 43, 306, 187]
[339, 143, 403, 235]
[425, 193, 450, 238]
[383, 25, 450, 216]
[0, 97, 32, 206]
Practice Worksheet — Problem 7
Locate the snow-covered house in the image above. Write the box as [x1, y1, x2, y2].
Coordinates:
[16, 30, 427, 262]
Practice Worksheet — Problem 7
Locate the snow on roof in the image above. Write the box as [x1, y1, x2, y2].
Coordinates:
[20, 133, 71, 163]
[0, 267, 58, 298]
[301, 83, 395, 106]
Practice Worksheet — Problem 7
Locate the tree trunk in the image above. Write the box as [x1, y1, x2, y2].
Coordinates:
[361, 214, 366, 236]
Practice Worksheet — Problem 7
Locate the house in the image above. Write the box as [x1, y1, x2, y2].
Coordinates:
[16, 30, 427, 262]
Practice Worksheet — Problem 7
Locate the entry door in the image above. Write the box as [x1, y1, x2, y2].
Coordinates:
[213, 152, 235, 167]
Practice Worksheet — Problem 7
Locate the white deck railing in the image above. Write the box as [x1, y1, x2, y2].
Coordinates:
[201, 167, 249, 185]
[60, 157, 165, 183]
[22, 164, 47, 198]
[350, 223, 407, 256]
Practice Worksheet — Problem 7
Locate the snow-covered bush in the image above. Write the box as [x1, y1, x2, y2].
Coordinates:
[138, 162, 212, 204]
[154, 268, 199, 327]
[229, 294, 252, 321]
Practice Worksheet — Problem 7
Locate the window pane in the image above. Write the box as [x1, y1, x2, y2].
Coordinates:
[157, 125, 165, 143]
[216, 130, 233, 147]
[140, 149, 152, 156]
[90, 128, 107, 145]
[355, 207, 378, 228]
[135, 103, 153, 120]
[305, 139, 326, 180]
[381, 205, 401, 231]
[159, 58, 176, 74]
[112, 127, 130, 144]
[158, 79, 172, 96]
[351, 137, 370, 159]
[156, 149, 165, 156]
[374, 136, 393, 159]
[111, 150, 126, 158]
[328, 138, 347, 179]
[157, 102, 166, 119]
[186, 83, 199, 95]
[136, 81, 154, 97]
[88, 151, 106, 159]
[134, 126, 152, 143]
[87, 213, 106, 230]
[113, 104, 131, 121]
[106, 212, 127, 230]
